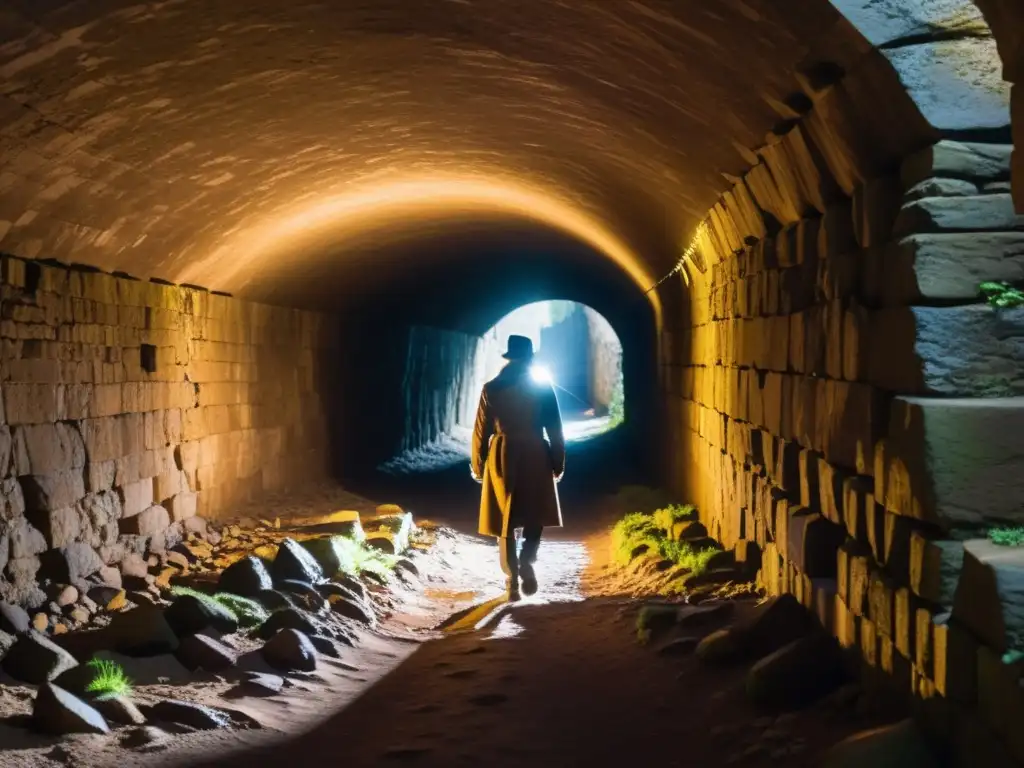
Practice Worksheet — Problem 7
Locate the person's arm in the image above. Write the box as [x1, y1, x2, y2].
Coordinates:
[470, 388, 493, 482]
[542, 385, 566, 480]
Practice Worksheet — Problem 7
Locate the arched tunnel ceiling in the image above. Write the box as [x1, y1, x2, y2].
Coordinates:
[0, 0, 886, 306]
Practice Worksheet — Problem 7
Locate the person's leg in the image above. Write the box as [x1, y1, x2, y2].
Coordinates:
[518, 525, 543, 596]
[498, 531, 521, 600]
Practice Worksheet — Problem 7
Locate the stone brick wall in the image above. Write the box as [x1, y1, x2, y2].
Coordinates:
[657, 10, 1023, 759]
[400, 326, 482, 453]
[0, 256, 335, 607]
[583, 307, 622, 413]
[662, 134, 1023, 762]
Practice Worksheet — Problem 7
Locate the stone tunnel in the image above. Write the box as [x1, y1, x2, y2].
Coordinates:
[0, 0, 1023, 765]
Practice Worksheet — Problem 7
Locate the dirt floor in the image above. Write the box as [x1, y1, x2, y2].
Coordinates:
[0, 430, 882, 767]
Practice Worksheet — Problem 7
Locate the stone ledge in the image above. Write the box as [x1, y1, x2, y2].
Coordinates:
[867, 304, 1024, 397]
[876, 396, 1024, 529]
[894, 193, 1024, 235]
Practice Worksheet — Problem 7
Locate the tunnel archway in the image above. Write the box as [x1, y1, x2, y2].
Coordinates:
[375, 298, 626, 476]
[0, 2, 1021, 765]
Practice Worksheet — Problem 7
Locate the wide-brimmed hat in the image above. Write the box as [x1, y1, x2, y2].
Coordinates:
[502, 335, 534, 360]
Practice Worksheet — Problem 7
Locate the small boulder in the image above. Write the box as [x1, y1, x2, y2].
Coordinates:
[52, 586, 79, 608]
[695, 628, 746, 665]
[164, 594, 238, 637]
[94, 696, 147, 726]
[394, 558, 419, 578]
[328, 595, 374, 625]
[317, 578, 367, 603]
[121, 725, 172, 751]
[271, 539, 324, 586]
[300, 537, 346, 577]
[277, 579, 329, 613]
[235, 671, 285, 696]
[257, 607, 319, 640]
[746, 632, 847, 711]
[734, 594, 814, 659]
[31, 612, 49, 632]
[262, 628, 317, 672]
[33, 683, 110, 735]
[142, 700, 232, 730]
[310, 635, 341, 658]
[0, 603, 31, 634]
[254, 589, 292, 612]
[3, 630, 79, 683]
[105, 603, 180, 656]
[822, 719, 938, 768]
[217, 556, 273, 597]
[176, 634, 237, 672]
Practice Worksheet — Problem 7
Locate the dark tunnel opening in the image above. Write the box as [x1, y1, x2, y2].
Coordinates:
[320, 224, 661, 493]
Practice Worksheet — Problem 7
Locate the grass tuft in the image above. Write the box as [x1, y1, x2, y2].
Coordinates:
[85, 658, 132, 701]
[331, 535, 399, 578]
[989, 527, 1024, 547]
[611, 506, 716, 576]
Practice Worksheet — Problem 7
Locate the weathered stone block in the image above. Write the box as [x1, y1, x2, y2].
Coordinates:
[952, 540, 1024, 654]
[118, 479, 153, 519]
[868, 305, 1024, 397]
[12, 423, 85, 476]
[849, 550, 872, 616]
[902, 140, 1012, 189]
[879, 396, 1024, 528]
[910, 532, 964, 607]
[867, 569, 895, 638]
[164, 491, 197, 522]
[882, 36, 1009, 136]
[816, 380, 878, 473]
[3, 384, 61, 424]
[894, 586, 919, 660]
[933, 615, 978, 705]
[786, 508, 845, 578]
[842, 474, 872, 542]
[835, 1, 987, 49]
[19, 470, 85, 512]
[119, 504, 170, 537]
[874, 233, 1024, 306]
[894, 194, 1024, 237]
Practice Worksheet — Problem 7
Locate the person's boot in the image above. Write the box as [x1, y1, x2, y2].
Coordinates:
[519, 563, 537, 596]
[505, 577, 521, 602]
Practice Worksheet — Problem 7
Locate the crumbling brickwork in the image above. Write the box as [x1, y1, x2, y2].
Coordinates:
[0, 258, 335, 607]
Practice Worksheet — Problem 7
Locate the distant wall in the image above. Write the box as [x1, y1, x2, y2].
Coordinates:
[0, 256, 336, 607]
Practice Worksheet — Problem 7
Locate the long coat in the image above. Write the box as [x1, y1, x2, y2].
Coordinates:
[471, 361, 566, 538]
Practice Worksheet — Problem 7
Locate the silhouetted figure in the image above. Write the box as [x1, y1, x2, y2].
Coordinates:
[471, 335, 566, 601]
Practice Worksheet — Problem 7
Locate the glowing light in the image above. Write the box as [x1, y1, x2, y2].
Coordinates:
[530, 364, 553, 384]
[176, 174, 662, 327]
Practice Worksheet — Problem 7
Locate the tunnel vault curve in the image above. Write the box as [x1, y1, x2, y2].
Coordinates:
[0, 2, 1020, 764]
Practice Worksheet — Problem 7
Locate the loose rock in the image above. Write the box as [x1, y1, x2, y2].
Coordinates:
[746, 632, 848, 711]
[235, 671, 285, 696]
[262, 628, 317, 672]
[822, 719, 938, 767]
[88, 586, 127, 612]
[695, 628, 746, 665]
[271, 539, 325, 586]
[164, 594, 238, 637]
[33, 683, 110, 735]
[94, 696, 147, 726]
[3, 630, 79, 684]
[176, 633, 237, 672]
[328, 594, 374, 625]
[0, 602, 31, 634]
[257, 607, 319, 640]
[143, 700, 232, 730]
[217, 556, 273, 597]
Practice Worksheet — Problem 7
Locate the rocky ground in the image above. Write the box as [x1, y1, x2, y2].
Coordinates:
[0, 431, 941, 767]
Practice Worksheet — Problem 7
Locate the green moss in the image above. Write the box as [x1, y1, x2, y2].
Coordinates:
[611, 506, 716, 576]
[607, 375, 625, 427]
[989, 527, 1024, 547]
[980, 281, 1024, 309]
[85, 659, 132, 701]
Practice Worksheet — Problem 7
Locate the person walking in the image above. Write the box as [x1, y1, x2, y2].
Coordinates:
[471, 335, 566, 601]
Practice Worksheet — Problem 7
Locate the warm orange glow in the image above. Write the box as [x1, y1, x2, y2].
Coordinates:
[177, 175, 663, 327]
